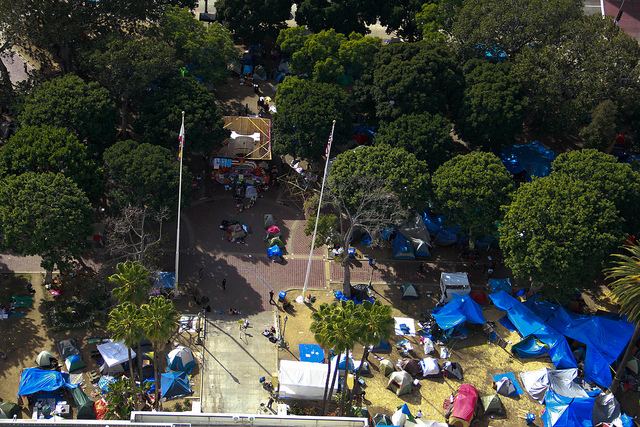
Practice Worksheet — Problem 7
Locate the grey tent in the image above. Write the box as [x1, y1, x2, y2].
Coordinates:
[593, 391, 623, 426]
[400, 358, 421, 376]
[264, 214, 275, 229]
[402, 284, 420, 300]
[399, 213, 432, 257]
[380, 359, 395, 377]
[71, 387, 96, 419]
[388, 371, 413, 396]
[419, 357, 441, 377]
[480, 394, 505, 416]
[373, 413, 393, 426]
[495, 377, 516, 396]
[35, 350, 57, 368]
[443, 361, 464, 380]
[0, 402, 19, 419]
[519, 368, 587, 404]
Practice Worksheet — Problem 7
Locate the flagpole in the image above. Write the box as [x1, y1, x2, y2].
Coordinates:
[174, 111, 185, 298]
[301, 120, 336, 300]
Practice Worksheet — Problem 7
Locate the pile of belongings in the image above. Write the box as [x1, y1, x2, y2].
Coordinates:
[221, 220, 248, 243]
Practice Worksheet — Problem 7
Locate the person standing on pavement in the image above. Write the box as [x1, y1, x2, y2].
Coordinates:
[269, 290, 275, 304]
[221, 279, 226, 290]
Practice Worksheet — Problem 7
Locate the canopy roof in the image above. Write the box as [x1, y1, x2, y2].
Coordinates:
[18, 368, 78, 395]
[432, 294, 485, 330]
[97, 341, 136, 367]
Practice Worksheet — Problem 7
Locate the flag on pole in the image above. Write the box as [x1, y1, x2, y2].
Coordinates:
[178, 122, 185, 160]
[325, 133, 332, 158]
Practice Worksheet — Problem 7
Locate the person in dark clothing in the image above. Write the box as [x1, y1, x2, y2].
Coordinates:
[221, 279, 226, 290]
[269, 290, 275, 304]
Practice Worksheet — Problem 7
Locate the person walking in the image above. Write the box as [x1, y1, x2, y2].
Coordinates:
[221, 279, 226, 290]
[267, 397, 274, 409]
[199, 268, 203, 280]
[269, 290, 275, 305]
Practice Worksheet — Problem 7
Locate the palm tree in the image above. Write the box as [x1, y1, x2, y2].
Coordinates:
[108, 302, 143, 410]
[109, 261, 152, 305]
[310, 301, 360, 415]
[346, 300, 394, 412]
[604, 243, 640, 393]
[140, 296, 179, 408]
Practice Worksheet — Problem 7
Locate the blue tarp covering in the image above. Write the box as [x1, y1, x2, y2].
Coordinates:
[393, 231, 415, 260]
[161, 371, 192, 399]
[422, 210, 459, 245]
[500, 141, 557, 179]
[18, 368, 78, 395]
[432, 294, 486, 330]
[268, 245, 282, 258]
[489, 278, 512, 294]
[299, 344, 325, 363]
[490, 291, 634, 387]
[511, 335, 549, 358]
[372, 340, 391, 353]
[541, 390, 594, 427]
[154, 272, 175, 289]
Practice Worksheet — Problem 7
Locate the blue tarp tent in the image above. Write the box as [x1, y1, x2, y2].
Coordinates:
[489, 278, 512, 294]
[541, 391, 594, 427]
[500, 141, 557, 180]
[268, 245, 282, 258]
[432, 294, 486, 330]
[372, 340, 391, 353]
[161, 371, 192, 399]
[422, 211, 460, 245]
[511, 335, 549, 358]
[393, 231, 415, 260]
[490, 291, 634, 387]
[299, 344, 325, 363]
[18, 368, 78, 395]
[154, 272, 175, 289]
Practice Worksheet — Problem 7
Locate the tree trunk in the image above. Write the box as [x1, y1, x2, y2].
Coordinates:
[339, 377, 347, 416]
[137, 341, 143, 387]
[608, 323, 640, 394]
[127, 347, 138, 410]
[468, 227, 474, 250]
[346, 346, 368, 412]
[119, 100, 129, 139]
[323, 354, 341, 415]
[321, 353, 332, 413]
[153, 342, 160, 408]
[342, 260, 351, 298]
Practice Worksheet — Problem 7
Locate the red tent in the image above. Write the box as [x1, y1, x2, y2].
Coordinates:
[450, 384, 478, 427]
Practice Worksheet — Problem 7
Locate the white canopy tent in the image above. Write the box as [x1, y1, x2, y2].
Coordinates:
[279, 360, 336, 400]
[97, 341, 136, 367]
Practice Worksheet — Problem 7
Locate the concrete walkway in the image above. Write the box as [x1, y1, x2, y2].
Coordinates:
[201, 311, 279, 414]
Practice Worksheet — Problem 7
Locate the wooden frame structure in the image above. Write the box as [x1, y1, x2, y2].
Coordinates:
[217, 116, 272, 160]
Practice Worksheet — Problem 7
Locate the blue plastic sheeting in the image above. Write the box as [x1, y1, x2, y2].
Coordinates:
[154, 272, 175, 289]
[242, 65, 254, 75]
[511, 335, 549, 358]
[161, 371, 192, 399]
[372, 340, 391, 353]
[268, 245, 282, 257]
[331, 354, 354, 371]
[490, 291, 635, 387]
[299, 344, 325, 363]
[474, 236, 496, 249]
[98, 376, 116, 392]
[18, 368, 79, 395]
[432, 294, 486, 330]
[393, 231, 415, 260]
[500, 141, 558, 179]
[541, 391, 594, 427]
[489, 278, 512, 294]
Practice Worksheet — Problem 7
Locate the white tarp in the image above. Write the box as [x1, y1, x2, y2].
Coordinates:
[394, 317, 416, 336]
[97, 341, 136, 367]
[278, 360, 336, 400]
[519, 368, 588, 404]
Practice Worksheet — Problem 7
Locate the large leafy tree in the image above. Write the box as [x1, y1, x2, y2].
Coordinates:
[135, 75, 228, 153]
[433, 152, 514, 245]
[294, 0, 379, 36]
[551, 149, 640, 235]
[377, 0, 427, 41]
[452, 0, 583, 59]
[157, 7, 239, 84]
[0, 125, 104, 201]
[215, 0, 292, 45]
[79, 33, 178, 136]
[0, 172, 93, 272]
[579, 100, 618, 150]
[415, 0, 462, 41]
[140, 296, 179, 408]
[273, 77, 352, 163]
[354, 40, 463, 123]
[329, 144, 430, 210]
[455, 60, 526, 150]
[108, 303, 143, 410]
[500, 174, 623, 300]
[512, 14, 640, 132]
[108, 261, 152, 305]
[375, 112, 453, 172]
[17, 74, 118, 150]
[103, 140, 190, 215]
[604, 244, 640, 394]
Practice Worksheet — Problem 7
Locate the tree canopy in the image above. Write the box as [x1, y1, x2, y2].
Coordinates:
[432, 152, 513, 243]
[455, 60, 526, 150]
[375, 112, 453, 172]
[500, 174, 623, 300]
[377, 0, 426, 41]
[157, 7, 239, 84]
[551, 149, 640, 235]
[354, 40, 463, 123]
[0, 172, 93, 271]
[108, 261, 152, 305]
[273, 77, 352, 163]
[329, 144, 430, 211]
[294, 0, 378, 36]
[215, 0, 292, 45]
[17, 74, 118, 150]
[135, 75, 228, 153]
[0, 125, 104, 201]
[103, 140, 190, 215]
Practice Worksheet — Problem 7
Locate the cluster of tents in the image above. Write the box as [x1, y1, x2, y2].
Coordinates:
[265, 214, 285, 262]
